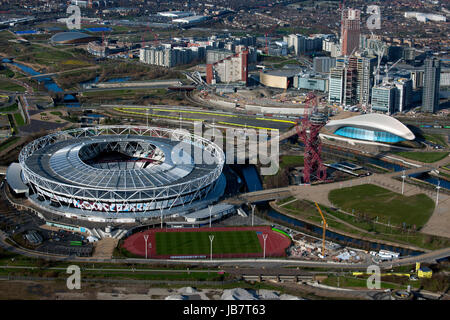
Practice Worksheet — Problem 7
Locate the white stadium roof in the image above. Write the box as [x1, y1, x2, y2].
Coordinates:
[325, 113, 415, 141]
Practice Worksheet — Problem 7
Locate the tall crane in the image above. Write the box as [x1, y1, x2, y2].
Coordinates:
[372, 40, 387, 85]
[264, 24, 278, 55]
[382, 58, 402, 84]
[142, 27, 159, 48]
[314, 202, 327, 257]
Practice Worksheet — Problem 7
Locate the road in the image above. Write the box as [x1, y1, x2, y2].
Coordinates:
[106, 104, 295, 131]
[1, 229, 448, 270]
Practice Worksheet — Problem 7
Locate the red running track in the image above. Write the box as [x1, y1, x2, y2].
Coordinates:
[121, 226, 292, 259]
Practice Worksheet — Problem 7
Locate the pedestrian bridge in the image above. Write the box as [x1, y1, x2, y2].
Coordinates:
[225, 187, 293, 205]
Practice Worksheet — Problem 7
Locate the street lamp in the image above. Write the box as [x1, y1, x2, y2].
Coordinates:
[251, 204, 256, 227]
[262, 234, 268, 259]
[143, 234, 149, 259]
[148, 242, 152, 259]
[436, 180, 441, 206]
[208, 205, 213, 228]
[209, 235, 214, 261]
[401, 170, 406, 195]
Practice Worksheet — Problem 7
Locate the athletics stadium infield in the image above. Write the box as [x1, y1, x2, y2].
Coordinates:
[122, 226, 292, 259]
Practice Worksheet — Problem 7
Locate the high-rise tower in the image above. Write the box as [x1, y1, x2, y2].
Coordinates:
[341, 8, 361, 56]
[422, 57, 441, 113]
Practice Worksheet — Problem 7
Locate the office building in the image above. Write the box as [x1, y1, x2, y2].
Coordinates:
[140, 46, 199, 67]
[294, 74, 328, 92]
[372, 84, 396, 114]
[206, 49, 233, 64]
[410, 70, 424, 89]
[313, 57, 336, 73]
[284, 34, 324, 56]
[206, 50, 248, 85]
[328, 67, 345, 104]
[422, 57, 441, 113]
[394, 78, 413, 112]
[356, 55, 377, 106]
[341, 8, 361, 56]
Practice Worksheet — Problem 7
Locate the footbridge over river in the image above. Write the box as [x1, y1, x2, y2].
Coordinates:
[224, 187, 293, 205]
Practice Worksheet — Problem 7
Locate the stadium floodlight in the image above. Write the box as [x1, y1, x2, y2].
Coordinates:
[251, 204, 256, 227]
[401, 170, 406, 195]
[262, 233, 268, 259]
[144, 234, 149, 259]
[436, 180, 441, 206]
[160, 207, 163, 229]
[208, 205, 213, 228]
[209, 235, 214, 261]
[148, 242, 152, 259]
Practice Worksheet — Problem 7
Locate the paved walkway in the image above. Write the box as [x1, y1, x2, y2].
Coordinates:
[92, 238, 118, 259]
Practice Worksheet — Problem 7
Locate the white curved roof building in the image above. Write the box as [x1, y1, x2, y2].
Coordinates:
[325, 113, 415, 143]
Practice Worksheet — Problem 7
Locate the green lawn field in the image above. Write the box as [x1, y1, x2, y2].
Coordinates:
[155, 230, 262, 255]
[394, 151, 449, 163]
[0, 80, 25, 92]
[13, 112, 25, 126]
[329, 184, 435, 228]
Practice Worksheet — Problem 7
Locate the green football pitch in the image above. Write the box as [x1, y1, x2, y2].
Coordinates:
[155, 230, 262, 255]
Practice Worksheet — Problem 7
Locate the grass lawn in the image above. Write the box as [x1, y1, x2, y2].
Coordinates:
[277, 196, 296, 205]
[282, 199, 324, 224]
[329, 184, 435, 228]
[50, 111, 63, 116]
[83, 88, 167, 99]
[423, 133, 448, 147]
[275, 197, 450, 250]
[279, 155, 304, 170]
[26, 45, 74, 63]
[274, 59, 303, 68]
[13, 112, 25, 126]
[0, 103, 18, 113]
[0, 68, 15, 78]
[0, 30, 15, 40]
[394, 151, 449, 163]
[0, 136, 19, 151]
[0, 80, 25, 92]
[263, 155, 304, 187]
[0, 267, 225, 282]
[155, 230, 262, 256]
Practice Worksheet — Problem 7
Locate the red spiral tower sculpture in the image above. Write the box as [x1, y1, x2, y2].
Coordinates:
[295, 92, 327, 184]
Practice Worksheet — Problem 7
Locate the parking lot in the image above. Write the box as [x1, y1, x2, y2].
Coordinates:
[0, 180, 93, 257]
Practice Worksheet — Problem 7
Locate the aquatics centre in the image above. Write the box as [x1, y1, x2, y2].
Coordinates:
[324, 113, 415, 144]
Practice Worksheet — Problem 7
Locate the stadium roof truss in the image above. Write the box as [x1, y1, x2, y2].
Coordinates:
[19, 126, 224, 215]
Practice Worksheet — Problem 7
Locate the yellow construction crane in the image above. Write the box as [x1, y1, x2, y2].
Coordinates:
[314, 202, 327, 257]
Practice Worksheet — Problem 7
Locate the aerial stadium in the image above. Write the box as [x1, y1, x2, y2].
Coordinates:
[323, 113, 416, 144]
[8, 126, 226, 223]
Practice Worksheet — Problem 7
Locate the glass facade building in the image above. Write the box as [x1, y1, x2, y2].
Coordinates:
[334, 126, 405, 143]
